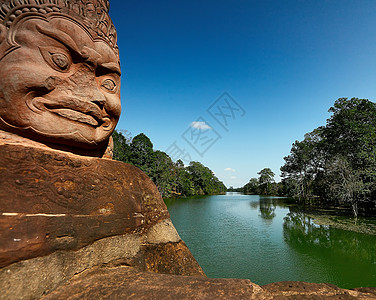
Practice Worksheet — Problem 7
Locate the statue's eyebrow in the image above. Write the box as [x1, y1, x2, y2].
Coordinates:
[36, 24, 81, 57]
[82, 46, 121, 76]
[99, 62, 121, 76]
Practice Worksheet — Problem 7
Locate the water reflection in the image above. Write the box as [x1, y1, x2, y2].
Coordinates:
[167, 194, 376, 288]
[259, 198, 276, 220]
[251, 197, 289, 221]
[283, 210, 376, 264]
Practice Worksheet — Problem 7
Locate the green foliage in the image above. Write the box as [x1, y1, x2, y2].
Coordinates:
[241, 168, 278, 196]
[187, 161, 227, 195]
[243, 178, 259, 194]
[175, 160, 195, 197]
[280, 128, 325, 199]
[280, 97, 376, 216]
[151, 150, 175, 198]
[112, 130, 132, 162]
[324, 155, 364, 217]
[258, 168, 275, 195]
[130, 133, 155, 175]
[112, 131, 226, 198]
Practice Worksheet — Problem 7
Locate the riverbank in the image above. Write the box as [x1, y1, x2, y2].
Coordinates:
[304, 211, 376, 236]
[166, 193, 376, 289]
[280, 200, 376, 235]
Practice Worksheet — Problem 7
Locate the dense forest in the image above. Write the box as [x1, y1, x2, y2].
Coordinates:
[238, 98, 376, 217]
[112, 131, 227, 198]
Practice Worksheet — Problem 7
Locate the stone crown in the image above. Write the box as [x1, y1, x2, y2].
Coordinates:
[0, 0, 118, 53]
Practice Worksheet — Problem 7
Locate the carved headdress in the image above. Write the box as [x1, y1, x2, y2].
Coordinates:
[0, 0, 118, 53]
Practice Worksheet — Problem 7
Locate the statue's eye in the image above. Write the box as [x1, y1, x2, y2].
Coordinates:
[102, 79, 116, 92]
[39, 47, 72, 72]
[51, 53, 70, 70]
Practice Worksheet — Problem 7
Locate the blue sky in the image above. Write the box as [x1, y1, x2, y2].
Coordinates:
[109, 0, 376, 187]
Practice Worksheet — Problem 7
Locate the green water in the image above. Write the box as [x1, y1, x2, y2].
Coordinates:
[165, 192, 376, 289]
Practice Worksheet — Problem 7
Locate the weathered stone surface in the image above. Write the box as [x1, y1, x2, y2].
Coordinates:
[354, 288, 376, 296]
[34, 266, 376, 300]
[40, 266, 376, 300]
[261, 281, 376, 299]
[145, 218, 181, 244]
[0, 143, 169, 268]
[0, 234, 141, 300]
[143, 241, 206, 277]
[41, 266, 264, 300]
[0, 219, 206, 299]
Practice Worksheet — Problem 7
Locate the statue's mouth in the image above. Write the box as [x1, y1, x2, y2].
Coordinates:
[47, 108, 102, 126]
[32, 97, 111, 128]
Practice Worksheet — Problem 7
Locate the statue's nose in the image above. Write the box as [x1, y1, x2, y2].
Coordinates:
[92, 97, 105, 110]
[68, 66, 108, 110]
[90, 85, 107, 110]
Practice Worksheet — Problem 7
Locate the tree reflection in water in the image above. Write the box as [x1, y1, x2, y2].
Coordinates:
[283, 210, 376, 266]
[256, 197, 290, 221]
[259, 198, 276, 220]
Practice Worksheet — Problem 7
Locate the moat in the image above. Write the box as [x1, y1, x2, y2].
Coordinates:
[165, 192, 376, 289]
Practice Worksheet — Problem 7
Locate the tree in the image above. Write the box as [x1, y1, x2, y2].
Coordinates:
[258, 168, 275, 195]
[243, 178, 259, 194]
[172, 159, 196, 197]
[325, 98, 376, 167]
[186, 162, 226, 195]
[112, 130, 132, 162]
[280, 97, 376, 216]
[323, 98, 376, 203]
[280, 128, 325, 199]
[151, 151, 175, 198]
[324, 155, 364, 218]
[129, 133, 155, 176]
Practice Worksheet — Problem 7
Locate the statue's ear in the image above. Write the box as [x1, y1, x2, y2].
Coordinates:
[0, 25, 11, 61]
[0, 25, 6, 44]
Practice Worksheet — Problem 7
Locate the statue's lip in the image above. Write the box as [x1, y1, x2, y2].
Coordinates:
[40, 97, 110, 127]
[48, 108, 101, 126]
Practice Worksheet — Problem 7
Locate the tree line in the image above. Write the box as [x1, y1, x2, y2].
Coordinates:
[112, 131, 227, 198]
[230, 168, 283, 196]
[238, 98, 376, 217]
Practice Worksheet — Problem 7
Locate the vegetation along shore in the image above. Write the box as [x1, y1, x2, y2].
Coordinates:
[112, 131, 226, 198]
[234, 98, 376, 218]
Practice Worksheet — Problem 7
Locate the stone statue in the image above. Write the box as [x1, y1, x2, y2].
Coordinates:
[0, 0, 120, 157]
[0, 3, 205, 298]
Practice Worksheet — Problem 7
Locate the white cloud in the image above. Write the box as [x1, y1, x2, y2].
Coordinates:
[230, 176, 237, 180]
[190, 121, 212, 130]
[224, 168, 236, 172]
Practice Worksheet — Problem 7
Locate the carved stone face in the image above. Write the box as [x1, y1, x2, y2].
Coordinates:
[0, 17, 121, 149]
